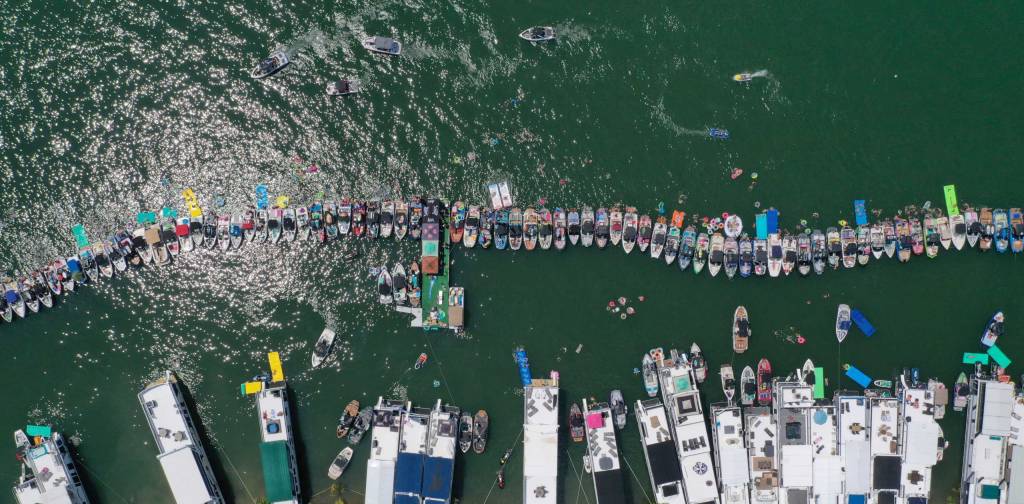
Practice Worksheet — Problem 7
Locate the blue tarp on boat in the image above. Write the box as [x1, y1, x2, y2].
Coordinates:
[393, 452, 425, 501]
[756, 213, 768, 240]
[847, 496, 867, 504]
[854, 200, 868, 226]
[766, 209, 778, 234]
[421, 457, 454, 502]
[851, 309, 876, 337]
[67, 258, 81, 273]
[845, 365, 872, 388]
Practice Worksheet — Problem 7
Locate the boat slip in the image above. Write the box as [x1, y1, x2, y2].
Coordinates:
[853, 200, 868, 226]
[962, 353, 990, 365]
[988, 345, 1012, 368]
[944, 185, 960, 217]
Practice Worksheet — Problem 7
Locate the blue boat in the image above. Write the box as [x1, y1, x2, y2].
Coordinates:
[515, 347, 532, 386]
[851, 309, 876, 337]
[844, 364, 871, 388]
[708, 128, 730, 139]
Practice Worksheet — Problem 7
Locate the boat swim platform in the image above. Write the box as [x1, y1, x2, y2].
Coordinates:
[396, 305, 423, 328]
[422, 227, 450, 331]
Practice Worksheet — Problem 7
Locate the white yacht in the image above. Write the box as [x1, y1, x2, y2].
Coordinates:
[773, 379, 814, 504]
[658, 350, 720, 504]
[364, 398, 404, 504]
[393, 403, 429, 504]
[743, 407, 779, 503]
[836, 394, 870, 503]
[138, 371, 224, 504]
[523, 375, 559, 504]
[868, 396, 901, 504]
[422, 400, 458, 504]
[899, 381, 946, 503]
[583, 399, 627, 504]
[11, 427, 89, 504]
[809, 404, 841, 504]
[635, 399, 685, 503]
[255, 380, 300, 504]
[710, 404, 750, 504]
[960, 378, 1014, 504]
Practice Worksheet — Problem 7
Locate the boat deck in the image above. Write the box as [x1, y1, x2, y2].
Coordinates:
[744, 407, 779, 503]
[657, 355, 718, 504]
[523, 381, 559, 504]
[365, 398, 404, 504]
[635, 399, 684, 503]
[900, 387, 943, 500]
[961, 379, 1014, 504]
[423, 405, 458, 503]
[584, 401, 626, 504]
[13, 433, 88, 504]
[711, 404, 749, 503]
[774, 382, 813, 497]
[869, 397, 901, 501]
[809, 405, 841, 502]
[837, 395, 870, 497]
[394, 408, 429, 503]
[422, 225, 449, 331]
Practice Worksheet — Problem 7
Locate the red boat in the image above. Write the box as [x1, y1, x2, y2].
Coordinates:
[756, 358, 772, 406]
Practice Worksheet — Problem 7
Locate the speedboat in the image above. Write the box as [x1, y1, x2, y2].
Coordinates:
[693, 232, 710, 274]
[66, 256, 85, 287]
[162, 219, 180, 256]
[509, 207, 523, 250]
[459, 412, 473, 454]
[642, 352, 659, 397]
[923, 216, 940, 258]
[472, 410, 489, 454]
[311, 328, 337, 368]
[609, 207, 623, 246]
[678, 225, 696, 271]
[524, 207, 539, 251]
[811, 229, 826, 275]
[911, 218, 926, 256]
[479, 209, 494, 249]
[856, 225, 871, 266]
[79, 245, 99, 281]
[377, 267, 393, 305]
[756, 359, 772, 406]
[797, 233, 811, 277]
[4, 280, 25, 318]
[326, 79, 359, 96]
[392, 263, 408, 305]
[363, 36, 401, 55]
[753, 238, 768, 276]
[519, 26, 556, 42]
[216, 214, 231, 251]
[408, 199, 423, 240]
[242, 209, 256, 242]
[724, 236, 739, 279]
[254, 209, 268, 243]
[720, 364, 736, 403]
[380, 201, 394, 239]
[251, 51, 289, 79]
[580, 207, 594, 247]
[348, 407, 373, 444]
[767, 233, 783, 277]
[781, 233, 797, 276]
[93, 242, 114, 278]
[351, 202, 366, 238]
[981, 311, 1004, 347]
[568, 209, 581, 246]
[733, 306, 750, 353]
[394, 201, 408, 240]
[594, 207, 609, 249]
[708, 128, 730, 139]
[894, 218, 911, 262]
[229, 214, 244, 249]
[740, 366, 756, 406]
[296, 206, 310, 241]
[870, 223, 885, 259]
[840, 226, 856, 268]
[366, 201, 381, 239]
[18, 277, 40, 313]
[335, 200, 350, 237]
[883, 220, 897, 258]
[609, 390, 627, 430]
[132, 227, 154, 263]
[980, 208, 994, 251]
[327, 447, 354, 480]
[664, 218, 682, 265]
[268, 208, 283, 243]
[569, 403, 585, 442]
[689, 343, 708, 383]
[937, 215, 953, 250]
[707, 232, 724, 277]
[189, 213, 205, 248]
[965, 209, 981, 248]
[950, 213, 967, 250]
[0, 293, 12, 322]
[953, 373, 969, 412]
[450, 201, 466, 244]
[464, 205, 480, 248]
[308, 203, 325, 243]
[175, 217, 193, 253]
[638, 214, 652, 252]
[650, 217, 667, 259]
[622, 208, 638, 254]
[826, 227, 841, 269]
[739, 236, 753, 277]
[495, 210, 510, 250]
[30, 273, 52, 309]
[1010, 208, 1024, 253]
[538, 207, 553, 250]
[554, 208, 567, 251]
[836, 304, 851, 343]
[44, 262, 64, 296]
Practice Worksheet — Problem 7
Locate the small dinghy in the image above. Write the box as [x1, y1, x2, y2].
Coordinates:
[622, 208, 638, 254]
[380, 201, 394, 239]
[296, 206, 310, 241]
[327, 447, 354, 480]
[753, 238, 768, 276]
[282, 208, 297, 242]
[251, 51, 289, 79]
[836, 304, 852, 343]
[176, 217, 193, 253]
[472, 410, 489, 454]
[267, 209, 283, 244]
[678, 225, 696, 271]
[689, 343, 708, 383]
[459, 412, 473, 454]
[981, 311, 1004, 347]
[392, 263, 408, 305]
[741, 366, 756, 406]
[642, 352, 659, 397]
[724, 236, 739, 279]
[495, 210, 510, 250]
[609, 207, 623, 246]
[311, 328, 336, 368]
[781, 233, 797, 276]
[637, 214, 652, 252]
[739, 236, 753, 278]
[229, 214, 244, 249]
[519, 26, 556, 42]
[363, 36, 401, 55]
[951, 213, 967, 250]
[720, 364, 736, 403]
[733, 306, 750, 353]
[216, 215, 231, 252]
[650, 217, 667, 259]
[524, 207, 540, 251]
[538, 207, 553, 250]
[767, 233, 783, 277]
[580, 207, 595, 248]
[707, 232, 724, 277]
[377, 267, 393, 305]
[757, 358, 772, 406]
[797, 233, 812, 277]
[693, 232, 710, 274]
[594, 208, 609, 249]
[509, 207, 524, 250]
[609, 390, 627, 430]
[567, 209, 581, 246]
[326, 79, 359, 96]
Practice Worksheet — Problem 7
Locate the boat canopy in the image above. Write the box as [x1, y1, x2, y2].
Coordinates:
[259, 441, 294, 503]
[374, 37, 395, 50]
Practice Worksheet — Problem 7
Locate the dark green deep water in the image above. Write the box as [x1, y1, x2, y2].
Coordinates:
[2, 1, 1024, 502]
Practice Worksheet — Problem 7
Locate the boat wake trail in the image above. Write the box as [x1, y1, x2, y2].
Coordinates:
[750, 69, 769, 79]
[649, 97, 712, 138]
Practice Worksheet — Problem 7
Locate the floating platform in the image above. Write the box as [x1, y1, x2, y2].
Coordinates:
[844, 365, 872, 388]
[851, 309, 876, 337]
[854, 200, 868, 226]
[988, 345, 1012, 368]
[962, 352, 990, 365]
